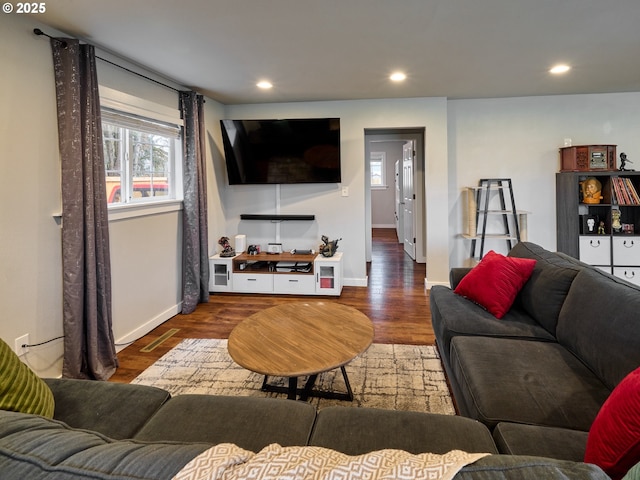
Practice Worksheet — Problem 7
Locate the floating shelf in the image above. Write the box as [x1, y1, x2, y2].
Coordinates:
[240, 214, 315, 221]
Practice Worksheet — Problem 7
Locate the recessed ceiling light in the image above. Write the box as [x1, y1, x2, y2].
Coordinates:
[550, 64, 571, 74]
[257, 81, 273, 89]
[390, 72, 407, 82]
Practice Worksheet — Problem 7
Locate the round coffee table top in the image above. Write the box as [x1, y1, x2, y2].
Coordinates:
[228, 302, 374, 377]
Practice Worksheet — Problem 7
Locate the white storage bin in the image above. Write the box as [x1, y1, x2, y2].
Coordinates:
[613, 236, 640, 265]
[579, 236, 611, 266]
[613, 267, 640, 287]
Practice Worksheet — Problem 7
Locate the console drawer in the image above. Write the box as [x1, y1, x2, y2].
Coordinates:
[233, 273, 273, 292]
[274, 274, 315, 294]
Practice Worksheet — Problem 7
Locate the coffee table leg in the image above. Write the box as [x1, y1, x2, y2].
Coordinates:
[288, 377, 298, 400]
[299, 374, 319, 401]
[341, 366, 354, 401]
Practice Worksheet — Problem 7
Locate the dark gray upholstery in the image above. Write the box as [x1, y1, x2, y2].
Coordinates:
[508, 242, 581, 335]
[44, 377, 170, 439]
[133, 394, 316, 452]
[556, 267, 640, 390]
[454, 455, 609, 479]
[493, 422, 589, 462]
[309, 406, 498, 455]
[431, 241, 640, 474]
[0, 410, 209, 480]
[449, 336, 610, 430]
[430, 285, 556, 369]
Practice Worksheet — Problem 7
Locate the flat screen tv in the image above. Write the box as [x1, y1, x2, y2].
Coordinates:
[220, 118, 341, 185]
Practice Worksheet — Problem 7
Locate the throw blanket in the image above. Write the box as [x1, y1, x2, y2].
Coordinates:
[173, 443, 490, 480]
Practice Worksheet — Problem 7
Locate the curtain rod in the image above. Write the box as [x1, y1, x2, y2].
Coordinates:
[33, 28, 181, 94]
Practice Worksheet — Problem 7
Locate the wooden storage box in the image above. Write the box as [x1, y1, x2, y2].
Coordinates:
[560, 145, 616, 172]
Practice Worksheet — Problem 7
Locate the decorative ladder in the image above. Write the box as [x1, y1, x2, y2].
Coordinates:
[465, 178, 524, 260]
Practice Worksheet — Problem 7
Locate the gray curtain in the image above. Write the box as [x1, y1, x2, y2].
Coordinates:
[180, 91, 210, 314]
[51, 39, 118, 380]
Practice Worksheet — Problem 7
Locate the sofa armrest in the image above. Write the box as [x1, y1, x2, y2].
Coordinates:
[44, 378, 170, 439]
[450, 267, 473, 289]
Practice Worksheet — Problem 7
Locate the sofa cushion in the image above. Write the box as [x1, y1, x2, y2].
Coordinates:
[493, 422, 589, 462]
[557, 267, 640, 390]
[44, 378, 170, 439]
[508, 242, 581, 335]
[133, 395, 316, 452]
[0, 410, 209, 480]
[584, 366, 640, 480]
[309, 406, 498, 455]
[430, 285, 556, 369]
[454, 454, 609, 479]
[449, 336, 611, 430]
[454, 250, 536, 319]
[0, 338, 54, 418]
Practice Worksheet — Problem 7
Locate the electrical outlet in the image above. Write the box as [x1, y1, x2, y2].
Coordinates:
[14, 334, 29, 357]
[341, 186, 349, 197]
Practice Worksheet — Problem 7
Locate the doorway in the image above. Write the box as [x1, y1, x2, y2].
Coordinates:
[364, 128, 426, 264]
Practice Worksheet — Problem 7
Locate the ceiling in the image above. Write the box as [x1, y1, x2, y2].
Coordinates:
[34, 0, 640, 105]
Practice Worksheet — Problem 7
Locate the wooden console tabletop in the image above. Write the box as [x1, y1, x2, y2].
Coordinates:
[228, 302, 374, 400]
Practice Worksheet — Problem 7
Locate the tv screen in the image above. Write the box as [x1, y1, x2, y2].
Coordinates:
[220, 118, 341, 185]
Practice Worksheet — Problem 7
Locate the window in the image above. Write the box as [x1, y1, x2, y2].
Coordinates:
[370, 151, 386, 188]
[102, 108, 182, 206]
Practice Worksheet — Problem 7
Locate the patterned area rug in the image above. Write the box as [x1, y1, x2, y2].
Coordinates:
[132, 339, 455, 414]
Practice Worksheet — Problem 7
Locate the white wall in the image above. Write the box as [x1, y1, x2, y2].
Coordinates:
[0, 15, 218, 376]
[220, 98, 449, 287]
[0, 15, 63, 376]
[371, 141, 403, 228]
[448, 93, 640, 268]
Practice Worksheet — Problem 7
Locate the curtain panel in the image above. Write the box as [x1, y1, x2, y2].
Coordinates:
[51, 39, 118, 380]
[180, 91, 210, 314]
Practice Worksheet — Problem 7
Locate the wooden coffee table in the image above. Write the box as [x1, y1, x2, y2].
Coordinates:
[228, 302, 374, 401]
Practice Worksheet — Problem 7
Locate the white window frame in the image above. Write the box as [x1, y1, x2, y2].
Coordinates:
[99, 86, 183, 221]
[370, 151, 387, 189]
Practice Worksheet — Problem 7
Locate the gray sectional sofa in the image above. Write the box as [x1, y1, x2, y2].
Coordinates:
[430, 241, 640, 463]
[0, 377, 609, 479]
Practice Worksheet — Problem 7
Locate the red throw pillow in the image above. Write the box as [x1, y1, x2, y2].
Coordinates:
[453, 250, 536, 318]
[584, 367, 640, 480]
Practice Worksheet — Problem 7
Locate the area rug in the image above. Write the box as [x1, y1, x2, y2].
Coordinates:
[132, 339, 455, 414]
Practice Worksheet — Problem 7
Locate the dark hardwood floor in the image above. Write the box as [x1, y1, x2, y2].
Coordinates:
[110, 228, 434, 383]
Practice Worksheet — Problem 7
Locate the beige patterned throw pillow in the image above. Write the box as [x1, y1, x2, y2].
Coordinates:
[0, 338, 54, 417]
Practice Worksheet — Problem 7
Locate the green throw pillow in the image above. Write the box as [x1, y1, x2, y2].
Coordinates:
[0, 338, 54, 417]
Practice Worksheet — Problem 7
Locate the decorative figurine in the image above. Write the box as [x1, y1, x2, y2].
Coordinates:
[612, 209, 622, 233]
[598, 221, 606, 235]
[319, 235, 341, 257]
[581, 177, 603, 204]
[218, 236, 236, 257]
[619, 152, 635, 171]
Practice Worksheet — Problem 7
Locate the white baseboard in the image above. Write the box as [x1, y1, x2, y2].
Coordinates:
[372, 224, 396, 229]
[425, 279, 449, 290]
[343, 277, 368, 287]
[115, 303, 182, 352]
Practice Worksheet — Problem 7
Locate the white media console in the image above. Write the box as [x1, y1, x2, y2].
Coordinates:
[208, 252, 343, 296]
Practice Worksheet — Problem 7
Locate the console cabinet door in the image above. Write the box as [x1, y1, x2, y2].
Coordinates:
[209, 255, 234, 292]
[315, 253, 343, 296]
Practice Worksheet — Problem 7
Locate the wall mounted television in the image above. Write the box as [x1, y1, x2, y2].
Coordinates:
[220, 118, 341, 185]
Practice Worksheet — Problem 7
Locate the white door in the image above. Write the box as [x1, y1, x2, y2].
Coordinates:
[402, 141, 416, 259]
[395, 160, 404, 243]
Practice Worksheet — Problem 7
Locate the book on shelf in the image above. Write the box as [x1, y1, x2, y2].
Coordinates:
[611, 177, 640, 205]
